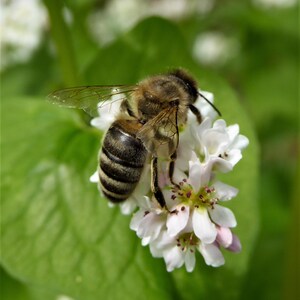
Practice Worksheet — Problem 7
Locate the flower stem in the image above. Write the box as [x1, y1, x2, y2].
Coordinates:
[43, 0, 78, 86]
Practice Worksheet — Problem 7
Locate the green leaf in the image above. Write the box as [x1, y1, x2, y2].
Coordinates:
[1, 97, 175, 300]
[1, 17, 259, 300]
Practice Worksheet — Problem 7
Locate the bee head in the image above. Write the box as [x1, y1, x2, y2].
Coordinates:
[168, 69, 198, 102]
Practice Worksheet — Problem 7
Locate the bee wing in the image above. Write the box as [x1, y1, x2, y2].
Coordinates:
[47, 85, 138, 117]
[137, 106, 179, 157]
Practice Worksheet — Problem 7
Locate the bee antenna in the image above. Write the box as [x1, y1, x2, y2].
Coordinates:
[198, 92, 222, 117]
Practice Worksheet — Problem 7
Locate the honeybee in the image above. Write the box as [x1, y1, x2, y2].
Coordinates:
[48, 69, 221, 207]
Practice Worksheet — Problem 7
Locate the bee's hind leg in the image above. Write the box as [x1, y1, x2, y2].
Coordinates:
[151, 156, 166, 208]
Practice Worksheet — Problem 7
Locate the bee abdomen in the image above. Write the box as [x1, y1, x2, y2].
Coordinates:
[99, 121, 147, 203]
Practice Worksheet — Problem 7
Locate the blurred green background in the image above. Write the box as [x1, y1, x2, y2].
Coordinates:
[1, 0, 299, 299]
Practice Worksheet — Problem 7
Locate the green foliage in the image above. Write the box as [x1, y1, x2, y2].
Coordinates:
[1, 1, 298, 300]
[1, 16, 258, 300]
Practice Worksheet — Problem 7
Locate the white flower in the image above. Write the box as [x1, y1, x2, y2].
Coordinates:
[181, 117, 249, 172]
[0, 0, 47, 70]
[89, 86, 248, 272]
[199, 242, 225, 267]
[149, 230, 225, 272]
[88, 0, 214, 46]
[188, 90, 219, 123]
[90, 91, 124, 131]
[164, 155, 238, 244]
[130, 196, 167, 246]
[193, 32, 239, 66]
[149, 231, 197, 272]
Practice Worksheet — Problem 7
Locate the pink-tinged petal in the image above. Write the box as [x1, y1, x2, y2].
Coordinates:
[164, 246, 184, 272]
[227, 234, 242, 252]
[193, 208, 217, 243]
[199, 243, 225, 267]
[185, 249, 196, 272]
[188, 160, 202, 191]
[213, 181, 239, 201]
[209, 205, 237, 228]
[167, 205, 190, 237]
[216, 226, 233, 248]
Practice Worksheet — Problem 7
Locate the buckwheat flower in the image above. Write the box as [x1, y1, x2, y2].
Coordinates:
[130, 196, 167, 246]
[88, 86, 248, 272]
[149, 231, 198, 272]
[187, 117, 249, 172]
[149, 230, 225, 272]
[0, 0, 47, 70]
[90, 91, 124, 131]
[188, 90, 219, 123]
[164, 155, 238, 243]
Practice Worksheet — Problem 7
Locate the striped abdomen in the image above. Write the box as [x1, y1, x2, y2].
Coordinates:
[99, 120, 147, 203]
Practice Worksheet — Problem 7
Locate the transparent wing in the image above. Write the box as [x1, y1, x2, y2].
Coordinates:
[47, 85, 138, 117]
[137, 106, 179, 157]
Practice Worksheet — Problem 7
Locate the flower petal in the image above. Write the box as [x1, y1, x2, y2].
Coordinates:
[129, 210, 145, 231]
[226, 124, 239, 141]
[226, 149, 242, 166]
[120, 197, 138, 215]
[193, 207, 217, 243]
[164, 246, 184, 272]
[216, 226, 233, 248]
[185, 249, 196, 272]
[227, 234, 242, 253]
[188, 160, 202, 192]
[213, 181, 239, 201]
[211, 157, 233, 173]
[89, 171, 99, 183]
[232, 134, 249, 150]
[199, 243, 225, 267]
[209, 205, 237, 228]
[167, 205, 190, 237]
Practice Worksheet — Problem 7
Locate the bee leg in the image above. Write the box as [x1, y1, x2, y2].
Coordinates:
[151, 156, 166, 208]
[189, 104, 202, 124]
[120, 99, 135, 117]
[168, 151, 180, 188]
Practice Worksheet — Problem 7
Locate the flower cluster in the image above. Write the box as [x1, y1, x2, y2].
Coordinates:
[91, 90, 248, 272]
